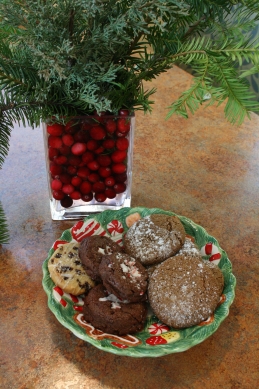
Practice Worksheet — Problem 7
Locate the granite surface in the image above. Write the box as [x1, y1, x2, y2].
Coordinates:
[0, 66, 259, 389]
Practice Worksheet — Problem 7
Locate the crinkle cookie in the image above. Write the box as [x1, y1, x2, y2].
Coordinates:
[48, 242, 95, 295]
[146, 237, 201, 277]
[124, 214, 185, 266]
[83, 284, 148, 335]
[148, 254, 224, 328]
[99, 252, 148, 303]
[79, 235, 123, 282]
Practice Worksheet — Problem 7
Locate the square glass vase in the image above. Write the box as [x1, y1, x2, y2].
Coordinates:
[42, 113, 135, 220]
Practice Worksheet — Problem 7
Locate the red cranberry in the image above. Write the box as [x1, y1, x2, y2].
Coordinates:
[105, 176, 116, 187]
[55, 155, 68, 165]
[93, 181, 106, 193]
[62, 134, 74, 147]
[77, 167, 90, 179]
[87, 160, 100, 171]
[114, 183, 126, 193]
[118, 109, 130, 116]
[94, 192, 107, 202]
[59, 145, 71, 155]
[47, 123, 64, 136]
[90, 126, 106, 140]
[65, 120, 78, 134]
[117, 118, 130, 133]
[80, 181, 92, 194]
[61, 195, 73, 208]
[48, 136, 63, 149]
[62, 184, 75, 195]
[111, 150, 127, 163]
[112, 163, 126, 174]
[88, 173, 100, 183]
[94, 146, 105, 154]
[98, 166, 111, 178]
[71, 142, 87, 156]
[48, 147, 59, 160]
[81, 192, 93, 202]
[81, 122, 92, 131]
[50, 163, 63, 176]
[52, 190, 65, 200]
[68, 155, 81, 166]
[70, 191, 81, 200]
[115, 129, 128, 138]
[71, 176, 82, 187]
[97, 155, 111, 167]
[81, 151, 94, 164]
[105, 188, 116, 199]
[116, 138, 129, 151]
[59, 173, 71, 184]
[102, 139, 115, 149]
[114, 172, 127, 183]
[74, 129, 90, 143]
[51, 179, 63, 191]
[87, 140, 99, 151]
[66, 165, 77, 175]
[105, 119, 117, 134]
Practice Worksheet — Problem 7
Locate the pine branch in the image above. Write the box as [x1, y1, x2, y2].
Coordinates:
[0, 201, 9, 245]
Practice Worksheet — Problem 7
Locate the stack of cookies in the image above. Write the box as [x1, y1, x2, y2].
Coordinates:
[48, 213, 224, 335]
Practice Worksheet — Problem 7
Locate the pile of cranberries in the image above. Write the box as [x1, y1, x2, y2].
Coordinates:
[46, 110, 132, 208]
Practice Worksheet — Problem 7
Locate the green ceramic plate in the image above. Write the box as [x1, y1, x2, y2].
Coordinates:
[42, 207, 236, 357]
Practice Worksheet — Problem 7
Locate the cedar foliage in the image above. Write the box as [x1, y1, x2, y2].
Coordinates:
[1, 0, 259, 243]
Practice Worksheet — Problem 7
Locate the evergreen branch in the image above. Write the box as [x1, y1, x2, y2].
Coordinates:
[0, 201, 9, 245]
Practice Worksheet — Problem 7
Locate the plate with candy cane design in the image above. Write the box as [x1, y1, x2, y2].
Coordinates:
[42, 207, 236, 357]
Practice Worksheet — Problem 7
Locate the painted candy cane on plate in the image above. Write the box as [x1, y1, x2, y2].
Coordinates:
[200, 242, 221, 265]
[71, 219, 107, 242]
[107, 219, 124, 245]
[53, 286, 84, 309]
[148, 322, 171, 335]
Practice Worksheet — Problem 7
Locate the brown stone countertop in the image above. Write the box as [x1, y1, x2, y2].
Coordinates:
[0, 66, 259, 389]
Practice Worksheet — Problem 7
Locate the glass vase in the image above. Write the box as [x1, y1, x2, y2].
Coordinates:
[42, 113, 135, 220]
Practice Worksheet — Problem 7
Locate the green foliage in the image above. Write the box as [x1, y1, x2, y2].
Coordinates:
[0, 201, 9, 244]
[1, 0, 259, 243]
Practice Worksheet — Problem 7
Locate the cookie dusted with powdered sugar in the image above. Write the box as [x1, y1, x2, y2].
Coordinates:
[124, 214, 186, 266]
[146, 237, 201, 277]
[48, 242, 95, 295]
[148, 254, 224, 328]
[99, 253, 148, 303]
[79, 235, 123, 282]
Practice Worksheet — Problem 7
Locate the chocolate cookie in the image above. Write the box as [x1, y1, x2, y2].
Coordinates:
[83, 284, 148, 335]
[99, 253, 148, 303]
[48, 242, 95, 295]
[148, 255, 224, 328]
[79, 235, 123, 281]
[124, 214, 186, 266]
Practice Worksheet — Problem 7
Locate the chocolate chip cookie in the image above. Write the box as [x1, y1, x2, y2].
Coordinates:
[48, 242, 95, 295]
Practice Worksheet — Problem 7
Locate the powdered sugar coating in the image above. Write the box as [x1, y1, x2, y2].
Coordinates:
[148, 255, 224, 328]
[176, 237, 202, 259]
[146, 237, 202, 277]
[124, 214, 185, 265]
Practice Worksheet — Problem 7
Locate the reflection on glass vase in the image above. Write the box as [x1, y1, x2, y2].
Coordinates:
[42, 112, 135, 220]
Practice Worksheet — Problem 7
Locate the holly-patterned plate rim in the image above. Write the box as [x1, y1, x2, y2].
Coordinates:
[42, 207, 236, 357]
